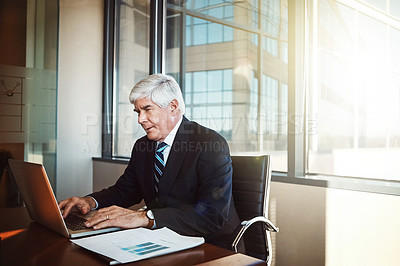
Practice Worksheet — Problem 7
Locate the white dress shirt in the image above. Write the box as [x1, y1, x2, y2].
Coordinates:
[157, 116, 183, 164]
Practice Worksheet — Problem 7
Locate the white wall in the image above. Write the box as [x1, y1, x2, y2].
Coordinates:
[270, 182, 400, 266]
[57, 0, 103, 200]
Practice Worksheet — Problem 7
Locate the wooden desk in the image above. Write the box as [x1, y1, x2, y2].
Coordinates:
[0, 207, 265, 265]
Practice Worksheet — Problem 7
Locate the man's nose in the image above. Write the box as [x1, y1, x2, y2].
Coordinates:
[138, 112, 146, 124]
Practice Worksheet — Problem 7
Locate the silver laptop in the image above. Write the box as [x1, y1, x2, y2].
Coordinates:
[8, 159, 121, 238]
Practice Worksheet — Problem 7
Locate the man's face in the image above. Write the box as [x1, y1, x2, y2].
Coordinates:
[134, 97, 173, 142]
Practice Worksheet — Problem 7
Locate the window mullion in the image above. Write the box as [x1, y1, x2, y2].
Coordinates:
[288, 0, 306, 177]
[150, 0, 166, 74]
[102, 0, 116, 158]
[257, 0, 263, 152]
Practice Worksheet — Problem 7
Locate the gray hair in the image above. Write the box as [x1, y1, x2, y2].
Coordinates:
[129, 74, 185, 114]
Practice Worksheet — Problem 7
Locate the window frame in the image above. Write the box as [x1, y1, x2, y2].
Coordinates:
[100, 0, 400, 196]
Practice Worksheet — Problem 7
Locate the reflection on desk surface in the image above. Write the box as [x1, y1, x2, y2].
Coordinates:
[0, 207, 265, 266]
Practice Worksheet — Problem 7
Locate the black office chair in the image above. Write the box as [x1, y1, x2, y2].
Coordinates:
[230, 155, 279, 265]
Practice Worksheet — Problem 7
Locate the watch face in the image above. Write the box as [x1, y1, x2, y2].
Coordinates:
[146, 210, 154, 220]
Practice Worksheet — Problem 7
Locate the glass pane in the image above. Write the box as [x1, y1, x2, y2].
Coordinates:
[185, 0, 240, 25]
[166, 1, 289, 172]
[0, 0, 58, 198]
[263, 36, 279, 57]
[261, 0, 281, 37]
[207, 91, 223, 103]
[193, 23, 207, 45]
[207, 70, 223, 91]
[308, 0, 400, 180]
[389, 0, 400, 19]
[208, 23, 223, 43]
[363, 0, 386, 11]
[166, 10, 181, 77]
[114, 0, 150, 157]
[193, 92, 207, 104]
[390, 27, 400, 72]
[166, 9, 180, 49]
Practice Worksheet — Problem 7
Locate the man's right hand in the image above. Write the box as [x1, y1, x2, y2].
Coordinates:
[58, 196, 96, 218]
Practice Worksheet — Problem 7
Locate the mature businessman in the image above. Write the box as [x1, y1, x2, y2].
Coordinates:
[59, 74, 241, 249]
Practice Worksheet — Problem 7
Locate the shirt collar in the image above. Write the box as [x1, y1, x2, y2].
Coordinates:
[159, 116, 183, 147]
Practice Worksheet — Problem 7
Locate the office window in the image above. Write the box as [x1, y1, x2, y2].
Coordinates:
[185, 70, 233, 141]
[185, 0, 234, 22]
[389, 0, 400, 18]
[102, 0, 400, 194]
[307, 0, 400, 180]
[183, 0, 235, 46]
[104, 0, 400, 191]
[186, 16, 233, 46]
[263, 75, 279, 136]
[166, 1, 288, 170]
[113, 0, 150, 157]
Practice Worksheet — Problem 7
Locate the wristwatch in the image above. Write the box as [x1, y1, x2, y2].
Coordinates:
[146, 210, 155, 229]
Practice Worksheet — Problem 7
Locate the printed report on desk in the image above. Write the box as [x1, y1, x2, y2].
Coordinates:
[71, 227, 205, 264]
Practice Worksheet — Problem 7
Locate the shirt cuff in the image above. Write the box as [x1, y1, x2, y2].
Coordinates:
[85, 196, 98, 210]
[152, 219, 157, 229]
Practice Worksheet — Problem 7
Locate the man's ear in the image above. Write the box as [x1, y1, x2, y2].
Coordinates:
[169, 99, 179, 114]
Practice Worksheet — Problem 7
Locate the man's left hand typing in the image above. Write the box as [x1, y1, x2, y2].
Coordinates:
[85, 205, 148, 230]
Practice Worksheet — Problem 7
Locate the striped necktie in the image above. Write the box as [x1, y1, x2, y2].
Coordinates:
[154, 142, 168, 197]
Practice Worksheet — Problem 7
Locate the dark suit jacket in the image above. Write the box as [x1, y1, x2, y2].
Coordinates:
[90, 117, 241, 248]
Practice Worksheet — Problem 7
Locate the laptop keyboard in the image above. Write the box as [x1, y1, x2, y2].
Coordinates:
[64, 214, 88, 231]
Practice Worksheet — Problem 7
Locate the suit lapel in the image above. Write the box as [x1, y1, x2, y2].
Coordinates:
[144, 140, 157, 205]
[158, 118, 190, 206]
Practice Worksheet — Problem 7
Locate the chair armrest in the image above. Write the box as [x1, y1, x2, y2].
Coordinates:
[231, 216, 279, 253]
[241, 216, 279, 232]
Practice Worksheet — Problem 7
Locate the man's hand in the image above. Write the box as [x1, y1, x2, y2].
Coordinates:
[58, 196, 96, 218]
[85, 206, 148, 230]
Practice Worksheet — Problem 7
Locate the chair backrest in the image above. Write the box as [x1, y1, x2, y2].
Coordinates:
[231, 155, 272, 260]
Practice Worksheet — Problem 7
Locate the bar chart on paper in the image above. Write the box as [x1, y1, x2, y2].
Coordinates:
[120, 242, 169, 256]
[71, 227, 205, 263]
